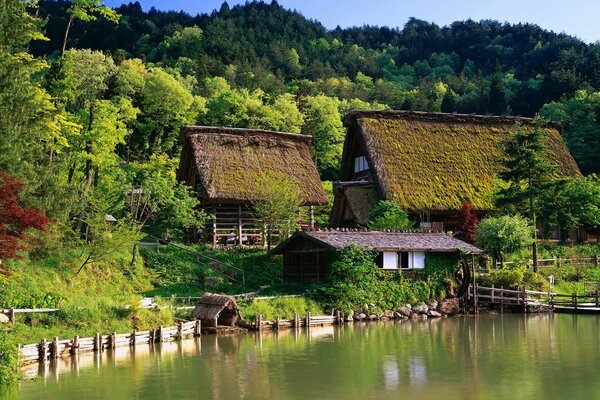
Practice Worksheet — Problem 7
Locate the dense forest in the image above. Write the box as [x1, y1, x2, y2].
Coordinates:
[2, 0, 600, 265]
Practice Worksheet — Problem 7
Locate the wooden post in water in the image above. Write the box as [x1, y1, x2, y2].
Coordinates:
[275, 317, 280, 330]
[256, 315, 262, 330]
[157, 326, 164, 343]
[39, 338, 48, 361]
[52, 337, 59, 359]
[336, 310, 341, 324]
[177, 321, 183, 339]
[573, 293, 578, 310]
[500, 286, 504, 313]
[131, 329, 137, 346]
[72, 336, 79, 355]
[491, 284, 495, 304]
[111, 332, 116, 349]
[194, 319, 201, 336]
[93, 332, 100, 351]
[305, 312, 311, 328]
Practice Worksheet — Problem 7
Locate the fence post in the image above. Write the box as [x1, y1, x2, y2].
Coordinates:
[256, 314, 262, 330]
[596, 291, 599, 308]
[294, 313, 299, 329]
[39, 338, 48, 361]
[72, 336, 79, 355]
[336, 310, 341, 324]
[573, 293, 578, 310]
[275, 317, 280, 330]
[111, 332, 116, 349]
[8, 308, 14, 323]
[305, 312, 311, 328]
[52, 337, 59, 359]
[194, 319, 201, 336]
[93, 333, 100, 351]
[177, 321, 183, 339]
[500, 286, 504, 313]
[131, 329, 137, 346]
[491, 284, 495, 303]
[157, 326, 164, 343]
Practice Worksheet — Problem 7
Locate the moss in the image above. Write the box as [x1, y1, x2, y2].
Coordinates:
[355, 114, 579, 212]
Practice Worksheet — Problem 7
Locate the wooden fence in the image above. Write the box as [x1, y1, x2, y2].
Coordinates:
[469, 284, 555, 313]
[493, 256, 600, 269]
[254, 312, 342, 330]
[1, 308, 59, 322]
[19, 320, 201, 364]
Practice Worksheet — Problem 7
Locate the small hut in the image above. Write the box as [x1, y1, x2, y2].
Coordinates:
[191, 293, 241, 328]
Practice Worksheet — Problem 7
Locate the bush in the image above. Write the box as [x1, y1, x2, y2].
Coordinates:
[0, 331, 19, 388]
[239, 297, 324, 320]
[368, 200, 413, 230]
[475, 215, 533, 263]
[480, 268, 524, 288]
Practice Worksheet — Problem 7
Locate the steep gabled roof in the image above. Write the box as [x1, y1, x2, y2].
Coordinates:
[341, 110, 581, 211]
[178, 126, 328, 205]
[271, 229, 483, 254]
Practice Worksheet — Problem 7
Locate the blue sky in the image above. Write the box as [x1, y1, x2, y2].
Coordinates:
[105, 0, 600, 43]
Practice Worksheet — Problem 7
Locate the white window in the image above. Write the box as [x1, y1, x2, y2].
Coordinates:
[382, 252, 398, 269]
[354, 156, 369, 173]
[409, 252, 426, 269]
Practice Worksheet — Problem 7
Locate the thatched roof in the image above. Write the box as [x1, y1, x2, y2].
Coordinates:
[191, 293, 238, 322]
[340, 110, 581, 212]
[178, 126, 328, 205]
[271, 229, 483, 254]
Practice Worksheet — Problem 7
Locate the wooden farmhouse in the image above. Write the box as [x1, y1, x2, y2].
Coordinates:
[177, 126, 329, 246]
[330, 110, 592, 241]
[271, 228, 482, 284]
[190, 293, 242, 328]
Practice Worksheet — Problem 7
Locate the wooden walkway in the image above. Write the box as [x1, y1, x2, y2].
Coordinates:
[469, 285, 600, 314]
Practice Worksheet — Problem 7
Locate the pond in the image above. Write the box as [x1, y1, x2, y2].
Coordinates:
[4, 314, 600, 400]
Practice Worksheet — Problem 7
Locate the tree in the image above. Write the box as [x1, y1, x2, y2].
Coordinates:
[495, 120, 557, 271]
[475, 215, 533, 267]
[453, 201, 479, 243]
[252, 173, 303, 250]
[368, 200, 413, 230]
[301, 95, 345, 179]
[488, 59, 507, 115]
[62, 0, 120, 55]
[0, 174, 50, 273]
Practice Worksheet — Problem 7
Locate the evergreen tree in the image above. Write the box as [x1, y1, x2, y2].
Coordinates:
[495, 119, 557, 271]
[488, 59, 507, 115]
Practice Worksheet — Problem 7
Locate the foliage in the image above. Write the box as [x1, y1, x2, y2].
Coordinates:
[0, 331, 19, 388]
[475, 215, 533, 264]
[368, 200, 413, 230]
[0, 174, 50, 270]
[452, 201, 479, 243]
[416, 253, 461, 298]
[252, 173, 303, 250]
[238, 297, 324, 320]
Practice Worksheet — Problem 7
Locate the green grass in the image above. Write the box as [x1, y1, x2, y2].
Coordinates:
[237, 296, 324, 320]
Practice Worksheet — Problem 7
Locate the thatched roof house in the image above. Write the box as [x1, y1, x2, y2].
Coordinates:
[271, 228, 481, 284]
[191, 293, 241, 327]
[178, 126, 328, 205]
[178, 126, 328, 246]
[331, 110, 581, 227]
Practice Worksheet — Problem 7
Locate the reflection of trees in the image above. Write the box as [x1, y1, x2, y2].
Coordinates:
[15, 316, 600, 400]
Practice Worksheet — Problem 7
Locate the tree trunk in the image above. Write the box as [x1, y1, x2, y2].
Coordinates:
[530, 190, 538, 273]
[62, 16, 74, 56]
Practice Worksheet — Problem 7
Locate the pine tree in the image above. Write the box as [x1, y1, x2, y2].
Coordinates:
[495, 119, 557, 271]
[488, 59, 507, 115]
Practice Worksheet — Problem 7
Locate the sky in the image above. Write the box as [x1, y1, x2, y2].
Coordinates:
[104, 0, 600, 43]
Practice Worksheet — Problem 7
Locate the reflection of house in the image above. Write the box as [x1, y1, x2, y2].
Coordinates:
[177, 126, 328, 246]
[270, 228, 482, 284]
[330, 110, 589, 240]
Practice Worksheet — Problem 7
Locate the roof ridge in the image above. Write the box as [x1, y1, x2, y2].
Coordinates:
[182, 125, 312, 142]
[342, 109, 562, 130]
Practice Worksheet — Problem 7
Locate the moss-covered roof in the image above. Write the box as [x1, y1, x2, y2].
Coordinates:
[178, 126, 329, 205]
[342, 110, 581, 212]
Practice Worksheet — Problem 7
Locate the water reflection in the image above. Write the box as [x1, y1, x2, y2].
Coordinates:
[9, 315, 600, 400]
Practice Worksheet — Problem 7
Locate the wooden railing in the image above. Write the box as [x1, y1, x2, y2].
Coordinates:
[1, 308, 59, 322]
[19, 320, 201, 364]
[254, 312, 342, 330]
[552, 292, 600, 310]
[493, 256, 600, 269]
[469, 284, 555, 312]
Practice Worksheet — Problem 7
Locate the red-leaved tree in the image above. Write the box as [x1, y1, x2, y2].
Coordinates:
[456, 200, 479, 243]
[0, 173, 50, 274]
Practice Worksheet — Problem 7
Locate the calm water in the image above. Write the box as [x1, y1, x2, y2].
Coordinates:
[4, 314, 600, 400]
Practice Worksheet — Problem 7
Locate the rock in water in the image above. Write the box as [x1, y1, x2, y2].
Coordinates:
[427, 310, 442, 318]
[426, 299, 439, 309]
[0, 313, 10, 324]
[396, 307, 412, 317]
[439, 298, 460, 315]
[412, 304, 429, 315]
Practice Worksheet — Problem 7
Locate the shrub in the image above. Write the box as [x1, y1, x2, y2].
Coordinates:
[368, 200, 413, 230]
[480, 268, 524, 288]
[0, 331, 20, 387]
[239, 297, 324, 320]
[476, 215, 533, 264]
